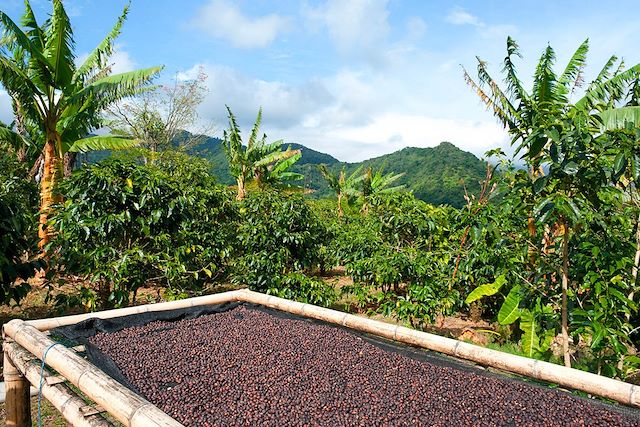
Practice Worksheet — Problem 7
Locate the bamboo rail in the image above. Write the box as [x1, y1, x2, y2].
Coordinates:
[238, 289, 640, 408]
[3, 320, 183, 427]
[4, 287, 640, 427]
[4, 341, 113, 427]
[25, 289, 245, 331]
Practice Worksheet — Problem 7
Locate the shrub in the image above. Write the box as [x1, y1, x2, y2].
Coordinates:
[266, 272, 337, 307]
[50, 154, 236, 309]
[232, 190, 327, 291]
[0, 153, 41, 304]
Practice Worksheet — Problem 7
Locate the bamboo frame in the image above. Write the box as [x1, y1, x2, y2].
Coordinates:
[3, 288, 639, 427]
[3, 321, 183, 427]
[4, 341, 113, 427]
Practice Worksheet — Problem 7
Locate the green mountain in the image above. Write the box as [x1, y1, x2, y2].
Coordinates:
[78, 134, 488, 209]
[193, 136, 486, 208]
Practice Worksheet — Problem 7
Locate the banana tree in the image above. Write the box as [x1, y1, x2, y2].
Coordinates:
[317, 164, 364, 217]
[464, 37, 640, 368]
[359, 167, 405, 214]
[223, 106, 302, 200]
[0, 1, 163, 248]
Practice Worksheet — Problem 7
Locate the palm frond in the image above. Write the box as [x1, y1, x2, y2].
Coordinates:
[0, 124, 30, 150]
[589, 55, 619, 91]
[271, 151, 301, 175]
[0, 10, 46, 63]
[317, 164, 340, 192]
[254, 146, 298, 168]
[43, 0, 75, 89]
[532, 45, 559, 106]
[248, 107, 263, 149]
[20, 0, 45, 50]
[67, 134, 139, 153]
[577, 64, 640, 111]
[74, 2, 129, 82]
[502, 37, 530, 104]
[599, 106, 640, 131]
[463, 64, 519, 132]
[558, 39, 589, 95]
[70, 66, 163, 106]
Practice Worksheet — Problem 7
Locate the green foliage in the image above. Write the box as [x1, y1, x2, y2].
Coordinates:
[266, 272, 337, 307]
[50, 153, 236, 308]
[231, 190, 327, 291]
[0, 153, 41, 303]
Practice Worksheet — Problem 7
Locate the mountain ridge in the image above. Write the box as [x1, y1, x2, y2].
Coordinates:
[194, 135, 487, 208]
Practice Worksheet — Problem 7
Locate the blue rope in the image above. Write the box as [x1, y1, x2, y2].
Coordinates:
[37, 343, 60, 427]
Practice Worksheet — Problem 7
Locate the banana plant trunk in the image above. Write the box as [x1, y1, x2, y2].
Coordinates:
[560, 219, 571, 368]
[337, 192, 344, 217]
[38, 138, 62, 250]
[236, 176, 246, 201]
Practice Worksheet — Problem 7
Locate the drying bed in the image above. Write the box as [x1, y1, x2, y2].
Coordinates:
[56, 303, 640, 427]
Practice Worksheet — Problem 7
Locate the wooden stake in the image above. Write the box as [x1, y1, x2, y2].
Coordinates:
[3, 350, 31, 427]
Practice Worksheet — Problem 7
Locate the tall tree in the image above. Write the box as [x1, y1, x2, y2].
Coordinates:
[107, 66, 211, 163]
[0, 1, 163, 248]
[223, 107, 302, 200]
[464, 37, 640, 367]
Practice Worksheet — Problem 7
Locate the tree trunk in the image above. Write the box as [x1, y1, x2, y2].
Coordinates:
[236, 176, 246, 201]
[38, 139, 62, 250]
[337, 192, 343, 218]
[63, 151, 77, 177]
[561, 220, 571, 368]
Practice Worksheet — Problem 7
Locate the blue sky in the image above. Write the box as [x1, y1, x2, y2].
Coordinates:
[1, 0, 639, 161]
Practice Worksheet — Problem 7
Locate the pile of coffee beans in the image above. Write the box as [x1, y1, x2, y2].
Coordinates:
[89, 305, 640, 426]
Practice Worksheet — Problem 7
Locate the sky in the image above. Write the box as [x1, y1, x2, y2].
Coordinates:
[1, 0, 639, 162]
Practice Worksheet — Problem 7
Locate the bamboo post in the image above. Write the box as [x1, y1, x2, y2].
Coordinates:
[3, 320, 183, 427]
[4, 342, 113, 427]
[3, 347, 31, 427]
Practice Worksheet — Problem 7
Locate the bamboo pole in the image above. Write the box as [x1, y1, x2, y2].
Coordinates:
[4, 341, 113, 427]
[238, 289, 640, 408]
[26, 289, 244, 331]
[3, 320, 183, 427]
[3, 347, 31, 427]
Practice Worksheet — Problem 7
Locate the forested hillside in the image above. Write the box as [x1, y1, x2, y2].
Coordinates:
[191, 136, 487, 208]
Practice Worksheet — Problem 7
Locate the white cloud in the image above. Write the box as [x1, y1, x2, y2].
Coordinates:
[304, 0, 390, 63]
[0, 89, 13, 124]
[183, 61, 510, 162]
[75, 45, 136, 75]
[108, 48, 137, 74]
[446, 8, 482, 26]
[191, 0, 290, 49]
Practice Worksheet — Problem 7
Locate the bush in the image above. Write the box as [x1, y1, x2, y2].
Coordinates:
[232, 190, 327, 291]
[266, 272, 337, 307]
[50, 154, 236, 309]
[0, 153, 41, 304]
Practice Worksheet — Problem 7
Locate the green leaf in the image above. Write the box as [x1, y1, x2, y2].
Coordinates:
[599, 106, 640, 131]
[533, 175, 549, 194]
[519, 309, 539, 358]
[68, 135, 139, 153]
[563, 161, 579, 175]
[498, 285, 522, 325]
[465, 275, 506, 304]
[613, 153, 627, 179]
